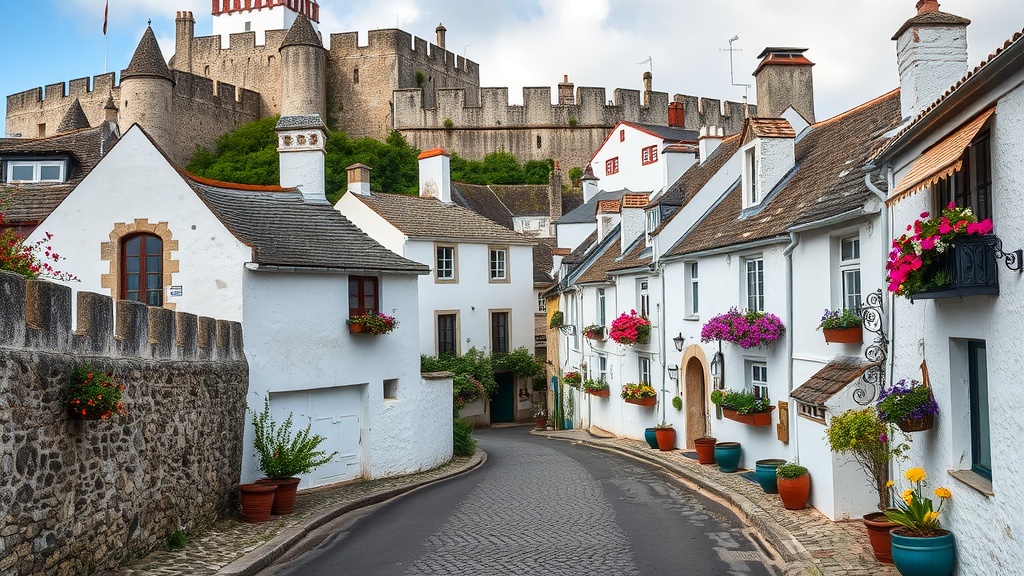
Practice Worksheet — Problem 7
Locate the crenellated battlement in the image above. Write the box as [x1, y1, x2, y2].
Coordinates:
[7, 73, 118, 116]
[172, 70, 261, 117]
[0, 271, 244, 361]
[328, 28, 479, 78]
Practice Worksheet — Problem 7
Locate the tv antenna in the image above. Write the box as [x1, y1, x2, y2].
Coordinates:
[721, 35, 750, 101]
[637, 56, 653, 73]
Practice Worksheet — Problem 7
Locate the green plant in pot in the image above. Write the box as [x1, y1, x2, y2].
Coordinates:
[711, 388, 773, 426]
[250, 396, 338, 515]
[775, 462, 810, 510]
[825, 408, 909, 563]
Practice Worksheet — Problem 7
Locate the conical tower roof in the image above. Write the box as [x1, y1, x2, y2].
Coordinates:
[56, 99, 91, 133]
[122, 26, 173, 81]
[280, 13, 323, 50]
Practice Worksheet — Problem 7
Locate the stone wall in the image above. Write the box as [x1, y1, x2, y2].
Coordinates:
[0, 272, 248, 576]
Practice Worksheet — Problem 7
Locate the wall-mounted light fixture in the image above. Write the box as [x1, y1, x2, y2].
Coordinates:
[672, 332, 685, 352]
[667, 364, 679, 381]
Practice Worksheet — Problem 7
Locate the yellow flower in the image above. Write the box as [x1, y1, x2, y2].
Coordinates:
[886, 480, 895, 489]
[934, 487, 951, 499]
[902, 489, 914, 505]
[905, 468, 927, 483]
[924, 511, 939, 524]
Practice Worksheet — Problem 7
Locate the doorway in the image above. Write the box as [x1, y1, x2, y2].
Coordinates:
[684, 357, 708, 449]
[491, 371, 517, 423]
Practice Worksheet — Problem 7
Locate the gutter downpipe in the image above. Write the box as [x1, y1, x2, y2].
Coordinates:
[783, 231, 800, 463]
[863, 165, 895, 389]
[658, 259, 669, 427]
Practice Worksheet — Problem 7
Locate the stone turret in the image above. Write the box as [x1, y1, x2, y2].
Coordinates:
[120, 26, 174, 153]
[279, 13, 326, 119]
[436, 23, 447, 49]
[893, 0, 970, 119]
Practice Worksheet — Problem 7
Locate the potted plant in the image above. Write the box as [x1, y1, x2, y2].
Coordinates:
[671, 396, 683, 411]
[548, 311, 564, 329]
[582, 324, 605, 340]
[562, 371, 582, 387]
[817, 308, 863, 344]
[346, 311, 398, 335]
[533, 409, 548, 429]
[825, 408, 909, 563]
[67, 362, 126, 420]
[776, 462, 810, 510]
[714, 442, 741, 472]
[885, 468, 954, 576]
[582, 378, 609, 397]
[237, 482, 277, 523]
[654, 423, 676, 451]
[694, 436, 717, 464]
[250, 397, 338, 516]
[701, 308, 785, 349]
[608, 310, 651, 345]
[887, 203, 993, 298]
[877, 379, 939, 432]
[620, 382, 657, 407]
[710, 389, 774, 426]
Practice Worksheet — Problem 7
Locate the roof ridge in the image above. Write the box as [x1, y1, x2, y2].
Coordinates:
[183, 171, 294, 192]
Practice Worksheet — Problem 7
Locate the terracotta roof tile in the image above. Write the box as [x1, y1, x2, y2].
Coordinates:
[597, 200, 621, 214]
[746, 118, 796, 140]
[790, 356, 873, 406]
[622, 193, 649, 208]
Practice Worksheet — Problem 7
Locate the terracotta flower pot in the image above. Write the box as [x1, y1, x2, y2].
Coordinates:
[823, 326, 863, 344]
[654, 427, 676, 451]
[694, 437, 717, 464]
[238, 483, 277, 523]
[721, 406, 775, 426]
[348, 323, 366, 334]
[258, 477, 301, 515]
[625, 397, 656, 407]
[863, 511, 898, 564]
[534, 417, 547, 429]
[777, 473, 810, 510]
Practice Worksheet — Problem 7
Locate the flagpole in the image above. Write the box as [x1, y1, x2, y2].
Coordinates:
[103, 1, 109, 73]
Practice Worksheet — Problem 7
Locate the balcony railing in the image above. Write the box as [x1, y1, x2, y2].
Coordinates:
[911, 235, 1019, 300]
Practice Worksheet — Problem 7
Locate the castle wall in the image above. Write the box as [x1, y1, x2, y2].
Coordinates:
[0, 271, 248, 576]
[5, 74, 118, 138]
[170, 71, 263, 165]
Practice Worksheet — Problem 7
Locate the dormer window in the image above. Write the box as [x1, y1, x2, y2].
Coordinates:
[744, 146, 759, 207]
[6, 160, 66, 183]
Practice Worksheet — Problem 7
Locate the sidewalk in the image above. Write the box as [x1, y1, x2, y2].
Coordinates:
[536, 428, 898, 576]
[113, 452, 486, 576]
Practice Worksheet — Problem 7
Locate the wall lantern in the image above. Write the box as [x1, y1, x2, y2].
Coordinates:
[672, 332, 685, 353]
[667, 364, 679, 381]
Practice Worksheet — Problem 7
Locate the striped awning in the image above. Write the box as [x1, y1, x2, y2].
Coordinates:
[887, 107, 995, 205]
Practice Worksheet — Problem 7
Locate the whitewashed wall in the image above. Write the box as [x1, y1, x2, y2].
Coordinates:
[213, 4, 318, 46]
[590, 125, 669, 194]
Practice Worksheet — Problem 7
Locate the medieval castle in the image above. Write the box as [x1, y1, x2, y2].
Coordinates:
[5, 0, 753, 171]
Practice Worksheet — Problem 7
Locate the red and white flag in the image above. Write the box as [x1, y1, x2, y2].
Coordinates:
[103, 1, 109, 35]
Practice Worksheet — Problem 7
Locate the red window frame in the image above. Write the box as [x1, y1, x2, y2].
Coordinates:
[605, 157, 619, 175]
[642, 145, 658, 166]
[121, 233, 163, 306]
[349, 276, 379, 317]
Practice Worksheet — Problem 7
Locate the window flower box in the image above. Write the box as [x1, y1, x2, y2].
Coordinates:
[722, 406, 775, 426]
[624, 397, 656, 407]
[823, 327, 863, 344]
[347, 311, 397, 335]
[908, 235, 999, 300]
[583, 379, 609, 397]
[621, 382, 656, 406]
[582, 324, 605, 340]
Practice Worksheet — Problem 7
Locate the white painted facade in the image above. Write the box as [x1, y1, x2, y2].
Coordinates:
[588, 123, 695, 195]
[213, 3, 320, 46]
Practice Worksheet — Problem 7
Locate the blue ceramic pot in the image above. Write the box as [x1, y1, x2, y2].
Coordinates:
[564, 419, 573, 430]
[714, 442, 741, 472]
[890, 530, 955, 576]
[754, 459, 787, 493]
[644, 428, 659, 449]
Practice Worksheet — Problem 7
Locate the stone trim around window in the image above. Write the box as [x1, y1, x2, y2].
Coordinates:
[100, 219, 179, 310]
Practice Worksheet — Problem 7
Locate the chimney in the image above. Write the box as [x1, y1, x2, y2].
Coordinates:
[668, 101, 684, 128]
[662, 143, 698, 186]
[549, 160, 563, 221]
[620, 194, 649, 252]
[174, 11, 195, 74]
[596, 200, 621, 242]
[558, 75, 575, 105]
[753, 47, 816, 124]
[418, 148, 452, 203]
[698, 126, 724, 163]
[893, 1, 970, 119]
[643, 71, 653, 107]
[581, 165, 599, 203]
[436, 23, 446, 49]
[104, 94, 118, 123]
[276, 115, 328, 204]
[346, 163, 371, 196]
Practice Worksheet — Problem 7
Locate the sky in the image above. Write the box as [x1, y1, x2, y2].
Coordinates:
[2, 0, 1022, 134]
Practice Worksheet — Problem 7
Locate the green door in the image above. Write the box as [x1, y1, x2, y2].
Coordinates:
[491, 372, 516, 423]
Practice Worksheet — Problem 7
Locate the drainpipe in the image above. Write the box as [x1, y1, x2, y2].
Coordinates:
[783, 232, 800, 462]
[658, 260, 668, 427]
[863, 163, 895, 388]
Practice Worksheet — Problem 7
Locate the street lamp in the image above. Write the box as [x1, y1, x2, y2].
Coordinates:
[667, 364, 679, 381]
[672, 332, 685, 352]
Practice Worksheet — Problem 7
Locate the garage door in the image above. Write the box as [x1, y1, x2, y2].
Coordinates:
[269, 386, 363, 488]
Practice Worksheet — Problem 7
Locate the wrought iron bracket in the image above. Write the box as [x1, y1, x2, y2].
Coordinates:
[559, 325, 577, 336]
[855, 289, 888, 406]
[991, 235, 1024, 272]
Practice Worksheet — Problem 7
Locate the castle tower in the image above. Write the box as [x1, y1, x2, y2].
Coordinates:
[893, 0, 970, 120]
[173, 11, 195, 74]
[753, 47, 815, 124]
[212, 0, 320, 45]
[279, 13, 326, 118]
[120, 26, 174, 153]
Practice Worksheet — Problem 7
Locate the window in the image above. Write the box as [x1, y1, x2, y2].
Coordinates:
[638, 356, 651, 385]
[435, 244, 456, 281]
[597, 288, 606, 326]
[597, 354, 607, 383]
[619, 129, 625, 142]
[642, 145, 658, 166]
[537, 292, 547, 313]
[796, 401, 826, 423]
[605, 157, 619, 175]
[491, 311, 510, 354]
[536, 135, 542, 149]
[749, 363, 768, 401]
[353, 68, 359, 84]
[489, 247, 508, 282]
[383, 379, 399, 400]
[645, 209, 661, 244]
[6, 160, 66, 183]
[969, 341, 990, 479]
[244, 21, 251, 31]
[349, 276, 379, 317]
[935, 130, 991, 221]
[437, 313, 458, 355]
[121, 233, 163, 306]
[638, 279, 650, 318]
[745, 147, 759, 205]
[37, 124, 45, 138]
[686, 262, 699, 317]
[840, 236, 862, 311]
[745, 258, 764, 312]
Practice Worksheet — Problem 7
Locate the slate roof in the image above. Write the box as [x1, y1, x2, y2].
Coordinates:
[668, 89, 901, 256]
[350, 191, 532, 245]
[0, 125, 118, 224]
[620, 122, 699, 143]
[57, 100, 90, 134]
[275, 115, 326, 130]
[451, 182, 583, 229]
[649, 135, 741, 213]
[122, 27, 173, 81]
[533, 238, 555, 284]
[557, 190, 630, 225]
[575, 233, 623, 284]
[185, 176, 428, 274]
[281, 13, 324, 49]
[790, 356, 873, 406]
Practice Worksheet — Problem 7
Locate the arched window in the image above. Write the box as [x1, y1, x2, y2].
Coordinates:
[121, 233, 163, 306]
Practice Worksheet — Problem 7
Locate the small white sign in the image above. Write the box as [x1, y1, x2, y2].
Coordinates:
[168, 285, 183, 298]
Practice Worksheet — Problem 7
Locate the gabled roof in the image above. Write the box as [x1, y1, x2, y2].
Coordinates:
[349, 191, 532, 245]
[650, 135, 741, 216]
[618, 121, 699, 143]
[122, 27, 172, 82]
[281, 13, 323, 50]
[573, 232, 623, 285]
[669, 89, 901, 256]
[451, 182, 583, 230]
[57, 100, 90, 134]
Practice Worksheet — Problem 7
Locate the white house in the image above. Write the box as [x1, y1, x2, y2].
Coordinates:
[336, 149, 538, 423]
[587, 121, 698, 198]
[872, 2, 1024, 571]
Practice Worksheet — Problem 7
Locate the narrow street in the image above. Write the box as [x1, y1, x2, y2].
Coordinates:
[260, 427, 777, 576]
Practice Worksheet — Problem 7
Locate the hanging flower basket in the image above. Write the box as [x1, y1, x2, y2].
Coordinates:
[701, 308, 784, 349]
[877, 379, 938, 433]
[897, 413, 935, 433]
[609, 311, 650, 345]
[582, 325, 605, 340]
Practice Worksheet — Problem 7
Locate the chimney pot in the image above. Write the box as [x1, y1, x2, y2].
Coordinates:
[916, 0, 939, 14]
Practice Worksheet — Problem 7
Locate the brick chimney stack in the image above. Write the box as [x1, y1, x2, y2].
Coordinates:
[347, 163, 371, 196]
[549, 160, 563, 221]
[917, 0, 940, 13]
[436, 23, 446, 49]
[558, 75, 575, 105]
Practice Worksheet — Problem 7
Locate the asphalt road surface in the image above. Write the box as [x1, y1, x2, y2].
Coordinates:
[260, 426, 777, 576]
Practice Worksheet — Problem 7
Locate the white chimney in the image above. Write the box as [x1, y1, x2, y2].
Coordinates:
[418, 148, 452, 203]
[582, 165, 599, 203]
[596, 200, 620, 242]
[698, 126, 724, 164]
[276, 115, 327, 203]
[662, 143, 698, 187]
[346, 163, 371, 196]
[620, 194, 649, 252]
[893, 1, 970, 119]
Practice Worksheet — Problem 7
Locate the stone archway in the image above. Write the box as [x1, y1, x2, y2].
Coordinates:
[680, 344, 711, 449]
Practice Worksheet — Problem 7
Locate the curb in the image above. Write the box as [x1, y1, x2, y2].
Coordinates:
[216, 450, 487, 576]
[535, 432, 819, 574]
